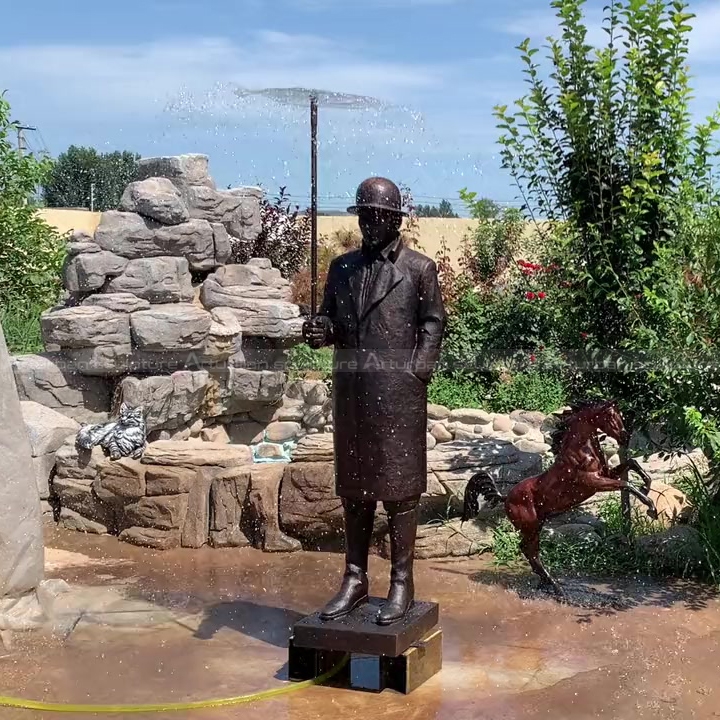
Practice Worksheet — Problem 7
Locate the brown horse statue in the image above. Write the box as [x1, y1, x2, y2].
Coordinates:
[461, 399, 658, 598]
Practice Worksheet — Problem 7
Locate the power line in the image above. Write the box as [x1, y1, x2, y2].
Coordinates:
[15, 124, 36, 157]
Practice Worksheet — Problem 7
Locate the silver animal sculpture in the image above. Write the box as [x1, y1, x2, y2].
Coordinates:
[76, 403, 147, 460]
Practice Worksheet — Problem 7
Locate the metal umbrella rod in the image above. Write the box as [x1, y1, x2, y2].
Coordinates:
[234, 87, 388, 316]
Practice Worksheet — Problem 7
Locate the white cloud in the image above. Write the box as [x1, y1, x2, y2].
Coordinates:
[0, 31, 448, 121]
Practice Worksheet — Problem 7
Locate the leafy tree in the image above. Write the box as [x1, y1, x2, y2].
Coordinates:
[494, 0, 720, 447]
[0, 93, 65, 308]
[415, 199, 459, 217]
[42, 145, 140, 211]
[458, 191, 501, 220]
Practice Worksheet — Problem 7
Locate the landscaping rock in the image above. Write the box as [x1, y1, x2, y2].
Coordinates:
[279, 462, 342, 539]
[0, 325, 43, 598]
[431, 424, 453, 443]
[95, 211, 217, 270]
[302, 407, 326, 429]
[119, 371, 211, 432]
[200, 426, 230, 444]
[20, 401, 79, 457]
[631, 480, 691, 526]
[52, 477, 112, 527]
[31, 455, 56, 500]
[41, 307, 130, 349]
[513, 439, 552, 455]
[82, 293, 151, 313]
[255, 443, 286, 460]
[512, 422, 530, 436]
[426, 433, 437, 450]
[211, 223, 231, 265]
[11, 353, 110, 424]
[119, 177, 190, 225]
[509, 410, 548, 428]
[141, 440, 252, 468]
[637, 526, 706, 573]
[124, 495, 189, 530]
[226, 421, 265, 445]
[379, 519, 493, 560]
[265, 421, 301, 443]
[202, 307, 242, 362]
[134, 154, 214, 189]
[209, 468, 252, 548]
[272, 398, 305, 423]
[427, 404, 450, 420]
[449, 408, 492, 425]
[207, 368, 286, 417]
[290, 434, 334, 463]
[130, 304, 212, 351]
[184, 186, 262, 243]
[58, 508, 107, 535]
[62, 345, 132, 376]
[492, 415, 513, 433]
[65, 251, 128, 293]
[54, 439, 106, 484]
[305, 383, 328, 406]
[180, 469, 212, 548]
[119, 527, 181, 550]
[145, 466, 197, 496]
[246, 465, 301, 552]
[107, 257, 194, 303]
[93, 458, 146, 501]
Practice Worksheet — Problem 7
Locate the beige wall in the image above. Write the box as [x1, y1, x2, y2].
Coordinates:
[39, 208, 544, 269]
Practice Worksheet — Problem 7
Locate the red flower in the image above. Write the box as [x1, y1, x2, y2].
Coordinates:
[525, 291, 536, 300]
[580, 332, 588, 339]
[537, 291, 547, 299]
[529, 354, 536, 363]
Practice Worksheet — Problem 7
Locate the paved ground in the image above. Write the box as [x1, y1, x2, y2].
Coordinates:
[1, 524, 719, 719]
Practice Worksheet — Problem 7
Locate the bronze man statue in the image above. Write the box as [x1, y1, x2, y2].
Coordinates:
[303, 177, 446, 625]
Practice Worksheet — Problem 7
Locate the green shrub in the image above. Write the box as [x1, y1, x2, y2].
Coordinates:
[0, 300, 45, 355]
[287, 344, 333, 381]
[427, 373, 486, 410]
[488, 370, 567, 415]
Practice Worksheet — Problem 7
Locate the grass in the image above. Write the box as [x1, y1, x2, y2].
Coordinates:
[0, 300, 46, 354]
[490, 493, 715, 582]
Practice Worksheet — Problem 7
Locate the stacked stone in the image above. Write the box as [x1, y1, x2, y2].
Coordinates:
[53, 435, 300, 552]
[11, 154, 308, 546]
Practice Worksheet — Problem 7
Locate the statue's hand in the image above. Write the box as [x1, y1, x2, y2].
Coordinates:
[303, 316, 332, 349]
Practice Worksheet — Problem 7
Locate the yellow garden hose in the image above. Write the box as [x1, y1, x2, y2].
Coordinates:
[0, 654, 349, 714]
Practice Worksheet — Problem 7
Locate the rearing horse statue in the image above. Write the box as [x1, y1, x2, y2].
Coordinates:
[461, 400, 658, 599]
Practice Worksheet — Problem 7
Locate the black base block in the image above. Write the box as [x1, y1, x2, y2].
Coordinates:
[288, 598, 442, 695]
[291, 597, 439, 657]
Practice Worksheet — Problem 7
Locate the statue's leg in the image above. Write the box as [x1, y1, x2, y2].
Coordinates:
[319, 497, 375, 620]
[377, 498, 420, 626]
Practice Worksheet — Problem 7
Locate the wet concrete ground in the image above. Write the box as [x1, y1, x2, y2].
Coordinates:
[2, 525, 720, 719]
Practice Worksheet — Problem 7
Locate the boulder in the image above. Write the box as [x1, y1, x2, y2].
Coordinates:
[119, 177, 190, 225]
[54, 438, 106, 484]
[265, 421, 301, 443]
[62, 345, 132, 376]
[119, 527, 181, 550]
[181, 469, 213, 549]
[492, 415, 513, 433]
[637, 526, 706, 573]
[246, 465, 301, 552]
[305, 382, 329, 406]
[509, 410, 548, 428]
[279, 462, 342, 539]
[124, 495, 189, 530]
[20, 401, 79, 457]
[64, 251, 128, 293]
[31, 455, 57, 500]
[254, 443, 287, 460]
[95, 211, 217, 270]
[431, 424, 454, 443]
[303, 407, 326, 429]
[93, 458, 146, 501]
[513, 439, 551, 455]
[119, 371, 211, 432]
[427, 404, 450, 420]
[426, 432, 437, 451]
[107, 257, 194, 303]
[209, 467, 252, 548]
[290, 434, 334, 463]
[201, 307, 242, 362]
[449, 408, 492, 425]
[52, 477, 112, 527]
[11, 353, 110, 424]
[389, 519, 493, 560]
[0, 324, 44, 597]
[133, 154, 214, 189]
[40, 306, 130, 349]
[141, 440, 252, 468]
[145, 466, 197, 496]
[211, 223, 231, 265]
[184, 185, 262, 242]
[206, 368, 286, 417]
[631, 480, 692, 526]
[512, 422, 530, 436]
[130, 304, 212, 351]
[200, 426, 230, 444]
[58, 508, 108, 535]
[82, 293, 151, 313]
[227, 421, 265, 445]
[272, 398, 305, 423]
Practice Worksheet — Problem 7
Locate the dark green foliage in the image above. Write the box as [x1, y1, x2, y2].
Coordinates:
[42, 145, 140, 210]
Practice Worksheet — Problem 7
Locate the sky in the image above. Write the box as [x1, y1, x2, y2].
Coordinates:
[2, 0, 720, 215]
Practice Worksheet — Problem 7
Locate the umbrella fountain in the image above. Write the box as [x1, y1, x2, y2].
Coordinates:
[233, 87, 392, 316]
